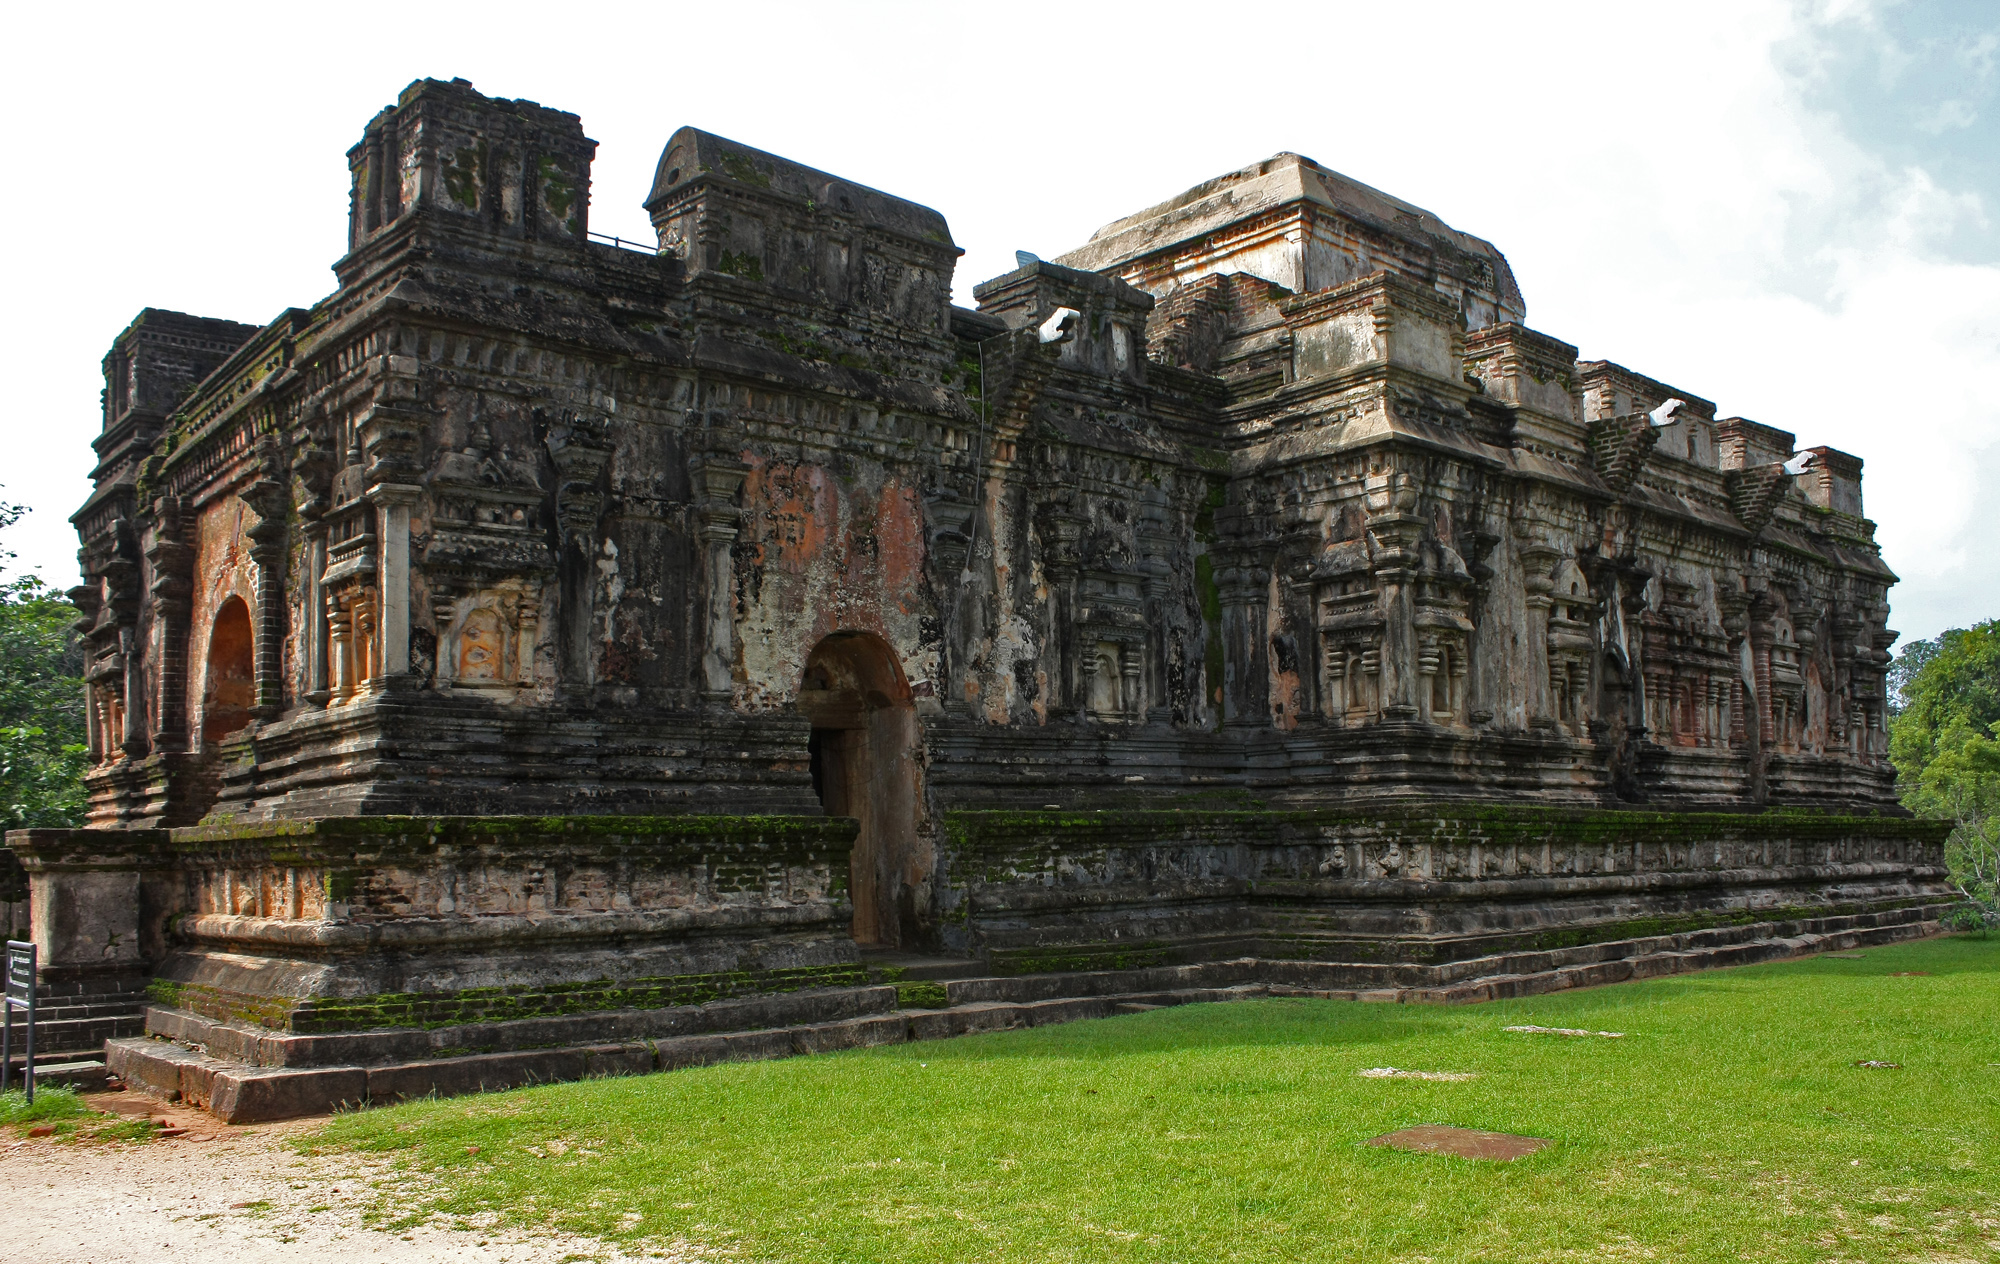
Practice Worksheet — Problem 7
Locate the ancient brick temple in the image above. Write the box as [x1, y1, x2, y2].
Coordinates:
[8, 79, 1952, 1119]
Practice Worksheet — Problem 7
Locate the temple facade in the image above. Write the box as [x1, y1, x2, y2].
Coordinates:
[9, 77, 1949, 1118]
[79, 81, 1897, 837]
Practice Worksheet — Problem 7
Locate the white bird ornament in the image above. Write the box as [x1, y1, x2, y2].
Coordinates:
[1038, 307, 1080, 344]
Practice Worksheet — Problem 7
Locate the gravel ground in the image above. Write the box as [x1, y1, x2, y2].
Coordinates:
[1, 1092, 692, 1264]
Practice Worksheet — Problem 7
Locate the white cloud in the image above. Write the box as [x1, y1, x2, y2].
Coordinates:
[1914, 98, 1978, 133]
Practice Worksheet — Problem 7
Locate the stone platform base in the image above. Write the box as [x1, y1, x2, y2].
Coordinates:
[107, 902, 1950, 1123]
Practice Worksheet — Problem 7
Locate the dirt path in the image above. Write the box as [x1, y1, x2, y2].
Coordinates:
[1, 1093, 682, 1264]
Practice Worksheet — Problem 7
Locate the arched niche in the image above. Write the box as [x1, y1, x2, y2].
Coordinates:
[798, 631, 926, 948]
[202, 596, 255, 745]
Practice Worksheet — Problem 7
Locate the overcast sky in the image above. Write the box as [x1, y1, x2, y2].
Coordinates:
[2, 1, 1993, 643]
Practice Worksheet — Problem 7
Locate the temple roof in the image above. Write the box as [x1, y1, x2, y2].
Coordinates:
[646, 127, 956, 251]
[1057, 152, 1523, 322]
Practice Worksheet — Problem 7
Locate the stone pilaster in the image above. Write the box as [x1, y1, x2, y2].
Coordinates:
[691, 451, 748, 707]
[1137, 497, 1174, 723]
[302, 524, 330, 706]
[245, 475, 289, 717]
[1038, 501, 1087, 721]
[544, 408, 614, 694]
[1518, 539, 1558, 727]
[926, 490, 977, 716]
[1364, 472, 1424, 721]
[367, 486, 420, 679]
[1213, 506, 1272, 730]
[143, 499, 194, 753]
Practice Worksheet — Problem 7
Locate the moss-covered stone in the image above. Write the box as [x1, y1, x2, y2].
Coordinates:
[893, 981, 950, 1008]
[153, 961, 872, 1034]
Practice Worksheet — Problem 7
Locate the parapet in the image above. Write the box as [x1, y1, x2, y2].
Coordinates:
[972, 259, 1154, 384]
[344, 78, 597, 261]
[98, 309, 261, 437]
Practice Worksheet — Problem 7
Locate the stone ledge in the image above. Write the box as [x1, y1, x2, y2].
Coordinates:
[104, 912, 1954, 1123]
[143, 982, 905, 1068]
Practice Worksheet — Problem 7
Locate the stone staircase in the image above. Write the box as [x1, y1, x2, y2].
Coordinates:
[4, 975, 149, 1090]
[104, 902, 1955, 1124]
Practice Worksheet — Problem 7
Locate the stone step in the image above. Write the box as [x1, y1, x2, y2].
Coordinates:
[859, 949, 987, 983]
[108, 984, 1268, 1123]
[5, 1059, 111, 1090]
[1268, 926, 1899, 1004]
[5, 1013, 146, 1057]
[39, 981, 151, 993]
[103, 912, 1946, 1126]
[26, 1000, 149, 1022]
[149, 905, 1945, 1079]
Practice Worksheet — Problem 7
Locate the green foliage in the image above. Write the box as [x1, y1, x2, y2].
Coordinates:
[0, 496, 87, 829]
[1889, 620, 2000, 929]
[0, 1085, 91, 1127]
[316, 937, 2000, 1262]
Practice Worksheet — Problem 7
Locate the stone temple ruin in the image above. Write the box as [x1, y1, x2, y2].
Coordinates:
[4, 78, 1954, 1118]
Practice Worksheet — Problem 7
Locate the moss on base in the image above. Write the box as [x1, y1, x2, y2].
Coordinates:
[151, 962, 871, 1034]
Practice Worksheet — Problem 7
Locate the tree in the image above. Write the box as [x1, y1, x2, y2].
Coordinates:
[1887, 632, 1942, 716]
[0, 496, 88, 829]
[1888, 619, 2000, 931]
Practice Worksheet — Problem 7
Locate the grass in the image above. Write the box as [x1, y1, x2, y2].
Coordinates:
[0, 1084, 92, 1127]
[316, 936, 2000, 1262]
[0, 1084, 159, 1142]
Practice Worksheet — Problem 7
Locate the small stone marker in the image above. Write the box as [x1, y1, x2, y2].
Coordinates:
[1359, 1067, 1478, 1082]
[1853, 1060, 1901, 1069]
[1368, 1125, 1548, 1161]
[1504, 1024, 1625, 1038]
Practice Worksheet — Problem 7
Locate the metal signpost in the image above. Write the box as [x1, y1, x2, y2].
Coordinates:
[2, 940, 34, 1102]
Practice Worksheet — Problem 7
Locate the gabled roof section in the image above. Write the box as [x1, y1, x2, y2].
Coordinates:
[646, 127, 955, 250]
[1056, 152, 1524, 325]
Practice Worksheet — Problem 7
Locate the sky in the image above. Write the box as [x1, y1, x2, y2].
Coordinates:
[1, 0, 1993, 643]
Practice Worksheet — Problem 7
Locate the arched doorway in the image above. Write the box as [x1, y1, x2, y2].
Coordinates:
[202, 597, 255, 745]
[798, 632, 925, 947]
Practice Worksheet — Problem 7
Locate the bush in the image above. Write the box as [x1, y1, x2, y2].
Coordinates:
[1889, 621, 2000, 928]
[1941, 904, 1996, 935]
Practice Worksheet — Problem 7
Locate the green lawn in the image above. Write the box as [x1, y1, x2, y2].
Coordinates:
[318, 936, 2000, 1262]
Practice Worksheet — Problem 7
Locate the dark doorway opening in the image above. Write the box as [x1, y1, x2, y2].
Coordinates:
[797, 632, 926, 947]
[202, 597, 255, 745]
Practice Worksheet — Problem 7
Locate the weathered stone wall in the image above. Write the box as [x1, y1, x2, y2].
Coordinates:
[8, 816, 859, 1035]
[63, 77, 1915, 954]
[938, 808, 1955, 970]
